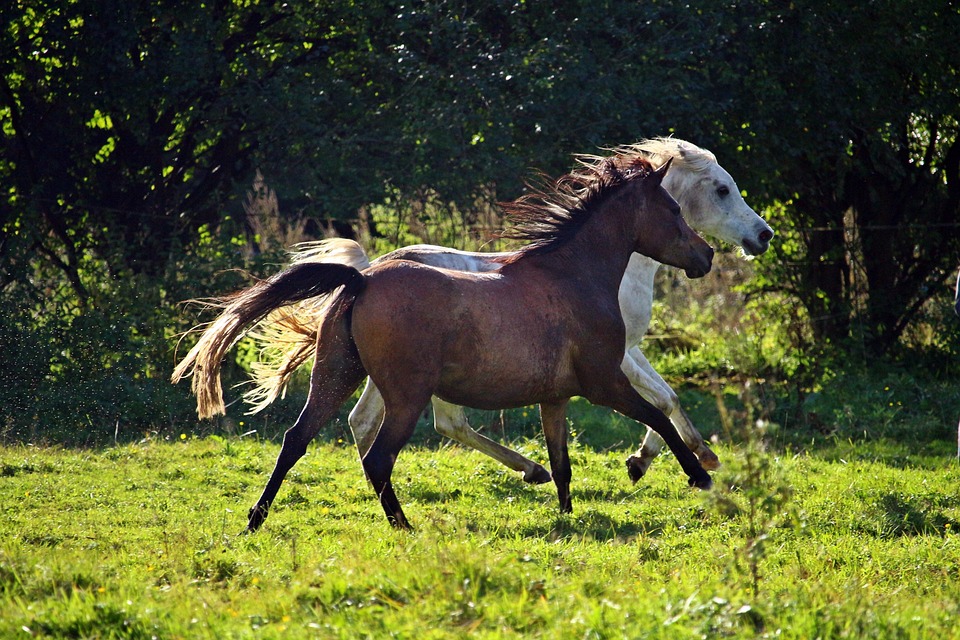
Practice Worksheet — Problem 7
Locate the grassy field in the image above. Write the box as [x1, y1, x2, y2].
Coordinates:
[1, 423, 958, 639]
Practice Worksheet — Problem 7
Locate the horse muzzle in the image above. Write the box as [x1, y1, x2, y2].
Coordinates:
[742, 228, 775, 256]
[684, 246, 714, 279]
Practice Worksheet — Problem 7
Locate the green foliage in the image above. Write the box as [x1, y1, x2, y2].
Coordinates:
[637, 247, 960, 456]
[0, 213, 305, 445]
[722, 1, 960, 351]
[1, 0, 957, 446]
[0, 437, 958, 638]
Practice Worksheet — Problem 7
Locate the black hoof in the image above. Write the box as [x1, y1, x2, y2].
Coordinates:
[387, 514, 414, 531]
[688, 475, 713, 490]
[247, 505, 268, 533]
[523, 464, 553, 485]
[625, 456, 646, 484]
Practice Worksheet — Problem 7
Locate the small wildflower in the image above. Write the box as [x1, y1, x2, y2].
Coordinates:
[180, 433, 187, 440]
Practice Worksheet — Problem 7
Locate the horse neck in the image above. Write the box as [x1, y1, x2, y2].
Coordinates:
[535, 189, 643, 292]
[620, 254, 661, 344]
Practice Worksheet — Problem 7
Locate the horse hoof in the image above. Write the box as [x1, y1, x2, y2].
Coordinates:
[688, 475, 713, 490]
[388, 517, 414, 531]
[386, 510, 414, 530]
[696, 448, 721, 471]
[247, 505, 268, 532]
[523, 464, 553, 485]
[625, 455, 650, 484]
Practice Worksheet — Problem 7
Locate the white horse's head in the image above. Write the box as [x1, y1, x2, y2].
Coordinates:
[634, 138, 774, 256]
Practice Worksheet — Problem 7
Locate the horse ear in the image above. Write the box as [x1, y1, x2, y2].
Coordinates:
[653, 157, 673, 182]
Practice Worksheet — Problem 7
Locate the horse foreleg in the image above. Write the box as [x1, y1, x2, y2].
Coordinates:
[539, 400, 572, 513]
[621, 346, 678, 413]
[619, 347, 679, 482]
[432, 398, 552, 484]
[589, 376, 712, 490]
[361, 397, 429, 530]
[627, 407, 720, 482]
[621, 347, 719, 481]
[349, 377, 386, 458]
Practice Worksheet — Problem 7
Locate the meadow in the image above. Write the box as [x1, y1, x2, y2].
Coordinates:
[3, 247, 959, 638]
[1, 413, 958, 639]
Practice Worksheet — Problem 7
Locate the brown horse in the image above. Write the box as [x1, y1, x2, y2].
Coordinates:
[172, 155, 714, 531]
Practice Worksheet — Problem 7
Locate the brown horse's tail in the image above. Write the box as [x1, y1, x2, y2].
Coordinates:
[171, 261, 366, 419]
[240, 239, 372, 413]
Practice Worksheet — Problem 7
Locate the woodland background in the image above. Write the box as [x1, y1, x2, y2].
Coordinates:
[2, 0, 959, 446]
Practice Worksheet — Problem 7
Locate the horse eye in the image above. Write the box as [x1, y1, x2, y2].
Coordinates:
[717, 186, 730, 197]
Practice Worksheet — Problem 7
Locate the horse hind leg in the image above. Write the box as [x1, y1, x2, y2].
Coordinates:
[431, 398, 552, 484]
[361, 392, 435, 530]
[247, 389, 348, 531]
[247, 304, 366, 533]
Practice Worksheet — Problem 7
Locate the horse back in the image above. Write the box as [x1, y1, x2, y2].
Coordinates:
[350, 259, 625, 410]
[374, 245, 505, 272]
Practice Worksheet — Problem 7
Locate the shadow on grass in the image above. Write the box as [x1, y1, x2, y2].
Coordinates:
[871, 493, 960, 538]
[521, 508, 669, 542]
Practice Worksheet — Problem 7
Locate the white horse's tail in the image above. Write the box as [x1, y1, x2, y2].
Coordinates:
[289, 238, 372, 271]
[244, 239, 371, 412]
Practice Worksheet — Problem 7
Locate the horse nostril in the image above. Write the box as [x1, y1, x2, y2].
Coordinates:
[758, 229, 774, 243]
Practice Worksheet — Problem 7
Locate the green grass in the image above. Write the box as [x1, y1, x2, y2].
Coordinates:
[1, 428, 959, 639]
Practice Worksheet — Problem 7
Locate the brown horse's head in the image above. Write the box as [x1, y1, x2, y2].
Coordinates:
[632, 158, 713, 278]
[497, 151, 713, 278]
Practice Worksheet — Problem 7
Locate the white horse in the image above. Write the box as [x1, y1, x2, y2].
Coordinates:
[246, 138, 774, 483]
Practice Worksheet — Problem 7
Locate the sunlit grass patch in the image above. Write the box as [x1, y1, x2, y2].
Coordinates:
[1, 436, 958, 638]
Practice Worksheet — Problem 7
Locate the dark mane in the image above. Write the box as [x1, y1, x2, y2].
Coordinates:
[494, 154, 657, 264]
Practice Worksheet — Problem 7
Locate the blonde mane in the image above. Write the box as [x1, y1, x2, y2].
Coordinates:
[598, 137, 718, 176]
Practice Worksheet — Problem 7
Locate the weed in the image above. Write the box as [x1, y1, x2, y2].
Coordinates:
[704, 381, 796, 600]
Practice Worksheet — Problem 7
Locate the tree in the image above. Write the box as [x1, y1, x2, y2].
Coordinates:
[713, 0, 960, 352]
[0, 0, 737, 437]
[2, 0, 957, 439]
[1, 0, 741, 293]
